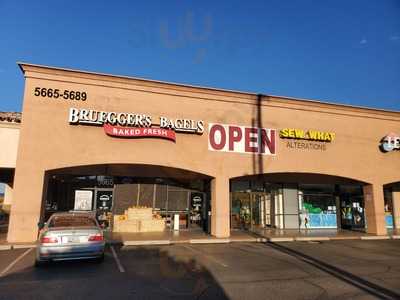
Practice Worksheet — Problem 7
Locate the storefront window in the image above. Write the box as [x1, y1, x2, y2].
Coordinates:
[384, 188, 394, 228]
[298, 194, 337, 229]
[298, 184, 336, 229]
[138, 183, 154, 208]
[46, 175, 209, 231]
[231, 179, 365, 231]
[272, 187, 284, 229]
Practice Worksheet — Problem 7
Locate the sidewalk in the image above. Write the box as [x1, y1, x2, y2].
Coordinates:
[0, 227, 11, 250]
[250, 227, 400, 242]
[0, 230, 36, 250]
[105, 230, 262, 245]
[105, 227, 400, 246]
[1, 228, 399, 250]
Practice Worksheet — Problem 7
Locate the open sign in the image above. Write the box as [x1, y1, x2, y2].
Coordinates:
[208, 123, 276, 155]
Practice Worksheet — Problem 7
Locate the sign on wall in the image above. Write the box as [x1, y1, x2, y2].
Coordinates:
[380, 133, 400, 152]
[68, 107, 204, 142]
[208, 123, 276, 155]
[279, 128, 335, 142]
[279, 128, 335, 151]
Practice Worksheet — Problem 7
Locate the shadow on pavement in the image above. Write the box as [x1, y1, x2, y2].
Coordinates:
[0, 245, 229, 300]
[265, 242, 400, 300]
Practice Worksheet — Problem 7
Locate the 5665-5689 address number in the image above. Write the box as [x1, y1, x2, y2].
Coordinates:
[34, 87, 87, 101]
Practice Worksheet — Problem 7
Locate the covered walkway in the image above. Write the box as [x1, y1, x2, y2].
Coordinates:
[104, 228, 400, 246]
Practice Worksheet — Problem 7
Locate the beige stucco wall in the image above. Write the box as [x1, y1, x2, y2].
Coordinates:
[7, 63, 400, 242]
[0, 123, 19, 168]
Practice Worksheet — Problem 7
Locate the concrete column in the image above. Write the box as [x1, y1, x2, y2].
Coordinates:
[3, 184, 13, 206]
[7, 167, 45, 243]
[211, 176, 230, 238]
[363, 184, 387, 235]
[392, 190, 400, 230]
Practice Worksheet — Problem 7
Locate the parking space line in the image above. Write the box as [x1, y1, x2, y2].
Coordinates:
[0, 248, 34, 277]
[110, 245, 125, 273]
[182, 245, 228, 268]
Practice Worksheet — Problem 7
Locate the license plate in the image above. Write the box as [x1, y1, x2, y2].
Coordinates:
[61, 236, 79, 243]
[70, 237, 80, 243]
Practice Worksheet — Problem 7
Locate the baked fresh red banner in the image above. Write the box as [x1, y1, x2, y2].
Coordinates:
[103, 124, 176, 142]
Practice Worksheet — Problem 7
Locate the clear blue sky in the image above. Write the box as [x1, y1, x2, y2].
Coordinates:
[0, 0, 399, 112]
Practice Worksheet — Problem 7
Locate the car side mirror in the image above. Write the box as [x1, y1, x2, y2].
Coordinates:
[38, 222, 45, 229]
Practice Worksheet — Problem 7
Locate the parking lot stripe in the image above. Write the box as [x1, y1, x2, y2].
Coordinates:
[182, 245, 228, 268]
[110, 245, 125, 273]
[0, 248, 33, 277]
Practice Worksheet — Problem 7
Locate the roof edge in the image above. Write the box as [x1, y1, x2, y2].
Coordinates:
[17, 62, 257, 97]
[17, 62, 400, 116]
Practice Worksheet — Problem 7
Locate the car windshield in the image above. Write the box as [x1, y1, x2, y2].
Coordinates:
[48, 215, 96, 228]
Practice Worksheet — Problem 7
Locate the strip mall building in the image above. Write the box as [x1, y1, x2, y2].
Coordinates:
[3, 63, 400, 243]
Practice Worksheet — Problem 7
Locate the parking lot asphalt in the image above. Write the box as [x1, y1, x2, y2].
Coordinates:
[0, 240, 399, 300]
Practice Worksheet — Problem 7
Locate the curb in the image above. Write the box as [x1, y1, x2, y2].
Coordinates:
[190, 238, 230, 244]
[360, 236, 390, 240]
[123, 240, 171, 246]
[12, 244, 37, 249]
[294, 237, 331, 242]
[1, 234, 397, 250]
[230, 238, 266, 243]
[268, 237, 295, 242]
[116, 234, 400, 246]
[0, 245, 11, 251]
[0, 244, 36, 251]
[329, 236, 361, 240]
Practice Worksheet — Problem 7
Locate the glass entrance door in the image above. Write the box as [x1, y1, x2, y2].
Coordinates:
[340, 194, 365, 230]
[250, 193, 267, 229]
[231, 192, 270, 230]
[189, 192, 206, 230]
[95, 188, 114, 229]
[231, 192, 251, 230]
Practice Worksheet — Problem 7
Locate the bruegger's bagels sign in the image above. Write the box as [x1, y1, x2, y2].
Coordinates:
[68, 107, 204, 142]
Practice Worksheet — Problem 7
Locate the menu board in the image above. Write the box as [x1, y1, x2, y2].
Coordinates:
[74, 190, 93, 211]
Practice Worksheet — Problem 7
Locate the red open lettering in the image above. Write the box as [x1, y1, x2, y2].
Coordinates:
[260, 129, 275, 154]
[229, 126, 242, 151]
[209, 124, 226, 150]
[245, 127, 258, 152]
